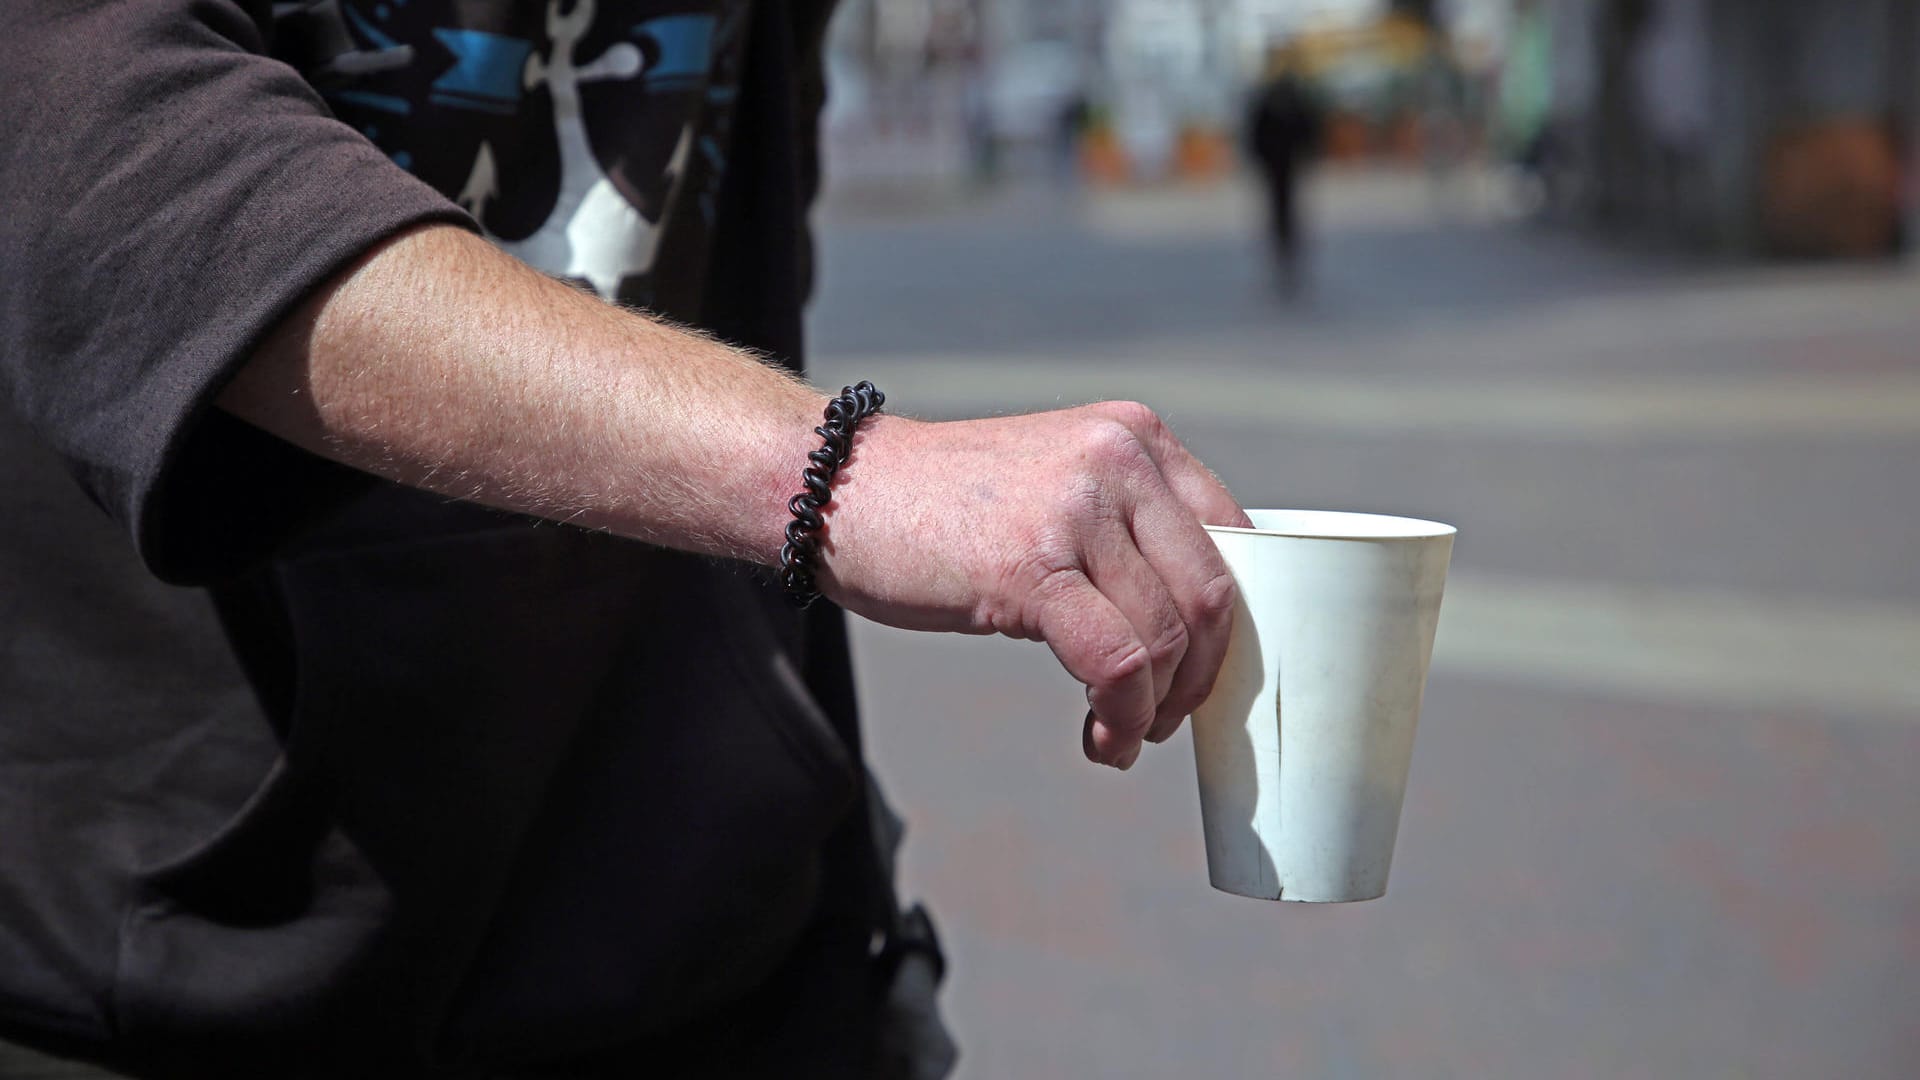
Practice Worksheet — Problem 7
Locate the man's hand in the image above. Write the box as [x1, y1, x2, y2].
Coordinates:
[820, 402, 1252, 769]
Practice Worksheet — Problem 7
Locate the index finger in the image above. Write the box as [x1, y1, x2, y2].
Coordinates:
[1128, 488, 1239, 743]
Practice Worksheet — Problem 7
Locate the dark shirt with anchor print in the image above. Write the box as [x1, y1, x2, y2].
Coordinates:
[0, 1, 950, 1076]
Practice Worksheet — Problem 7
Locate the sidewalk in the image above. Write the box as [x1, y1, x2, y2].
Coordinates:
[810, 163, 1920, 1079]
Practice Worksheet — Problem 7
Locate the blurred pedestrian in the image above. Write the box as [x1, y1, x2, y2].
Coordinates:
[1054, 89, 1093, 186]
[1416, 45, 1472, 206]
[1497, 0, 1558, 213]
[1246, 45, 1324, 296]
[963, 65, 999, 185]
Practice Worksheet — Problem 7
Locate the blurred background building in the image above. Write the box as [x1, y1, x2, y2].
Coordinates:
[1533, 0, 1917, 256]
[824, 0, 1919, 259]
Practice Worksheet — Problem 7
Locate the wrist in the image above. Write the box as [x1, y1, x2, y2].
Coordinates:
[775, 383, 890, 604]
[743, 388, 836, 564]
[809, 410, 920, 608]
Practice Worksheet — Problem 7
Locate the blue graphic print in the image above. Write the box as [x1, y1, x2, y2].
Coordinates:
[277, 0, 747, 310]
[635, 14, 714, 90]
[429, 30, 534, 114]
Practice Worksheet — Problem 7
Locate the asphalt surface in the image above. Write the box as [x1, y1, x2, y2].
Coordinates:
[808, 170, 1920, 1079]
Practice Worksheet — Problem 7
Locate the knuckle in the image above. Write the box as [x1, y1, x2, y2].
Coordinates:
[1095, 637, 1152, 689]
[1020, 558, 1080, 608]
[1194, 570, 1239, 625]
[1027, 561, 1087, 608]
[1076, 419, 1153, 480]
[1097, 399, 1164, 435]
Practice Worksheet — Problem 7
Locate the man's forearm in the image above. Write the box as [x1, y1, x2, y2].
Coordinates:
[221, 223, 825, 564]
[222, 220, 1253, 770]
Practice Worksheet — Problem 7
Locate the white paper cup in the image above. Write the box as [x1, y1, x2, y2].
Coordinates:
[1190, 509, 1454, 903]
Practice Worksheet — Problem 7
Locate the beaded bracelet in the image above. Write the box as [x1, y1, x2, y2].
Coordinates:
[778, 381, 885, 606]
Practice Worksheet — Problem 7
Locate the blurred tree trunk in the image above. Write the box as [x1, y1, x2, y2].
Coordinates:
[1390, 0, 1438, 25]
[1893, 0, 1919, 251]
[1591, 0, 1652, 225]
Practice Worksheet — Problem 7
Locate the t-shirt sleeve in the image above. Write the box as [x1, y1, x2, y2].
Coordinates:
[0, 1, 477, 584]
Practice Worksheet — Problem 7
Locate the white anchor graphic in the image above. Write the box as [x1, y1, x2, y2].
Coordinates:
[457, 0, 678, 300]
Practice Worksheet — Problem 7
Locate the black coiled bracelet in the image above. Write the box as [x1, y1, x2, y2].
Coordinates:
[779, 381, 885, 606]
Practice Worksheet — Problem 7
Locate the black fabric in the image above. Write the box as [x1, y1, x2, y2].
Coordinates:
[0, 418, 285, 1050]
[0, 0, 937, 1076]
[0, 1, 477, 582]
[0, 0, 470, 1055]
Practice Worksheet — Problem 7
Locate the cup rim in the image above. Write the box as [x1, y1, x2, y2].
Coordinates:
[1206, 508, 1458, 541]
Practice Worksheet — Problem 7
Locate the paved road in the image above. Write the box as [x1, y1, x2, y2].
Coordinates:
[809, 171, 1920, 1079]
